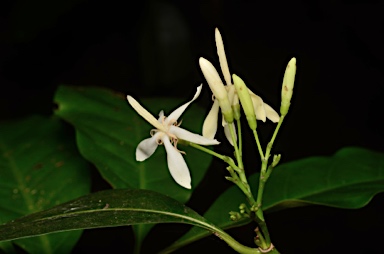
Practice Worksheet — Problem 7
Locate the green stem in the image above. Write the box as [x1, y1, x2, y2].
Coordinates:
[254, 115, 286, 247]
[188, 142, 256, 204]
[254, 227, 267, 249]
[255, 205, 270, 246]
[252, 130, 265, 160]
[188, 142, 241, 172]
[215, 229, 261, 254]
[229, 123, 244, 170]
[188, 142, 226, 160]
[264, 115, 285, 165]
[228, 123, 255, 200]
[218, 228, 280, 254]
[226, 166, 256, 204]
[256, 114, 285, 206]
[237, 119, 243, 155]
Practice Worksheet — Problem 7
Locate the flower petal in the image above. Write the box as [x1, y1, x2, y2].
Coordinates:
[202, 99, 220, 139]
[264, 103, 280, 123]
[158, 110, 165, 121]
[170, 126, 220, 145]
[167, 85, 202, 123]
[162, 137, 191, 189]
[135, 133, 161, 161]
[224, 122, 237, 146]
[250, 93, 266, 122]
[215, 28, 232, 86]
[127, 96, 165, 131]
[221, 114, 227, 127]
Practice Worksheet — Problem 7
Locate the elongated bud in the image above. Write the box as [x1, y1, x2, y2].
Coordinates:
[232, 74, 257, 130]
[280, 58, 297, 116]
[199, 57, 233, 123]
[215, 28, 232, 86]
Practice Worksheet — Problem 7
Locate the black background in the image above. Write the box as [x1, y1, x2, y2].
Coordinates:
[1, 0, 384, 253]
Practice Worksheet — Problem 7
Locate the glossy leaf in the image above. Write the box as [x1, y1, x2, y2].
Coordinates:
[0, 116, 91, 253]
[53, 85, 213, 248]
[165, 147, 384, 252]
[0, 189, 258, 254]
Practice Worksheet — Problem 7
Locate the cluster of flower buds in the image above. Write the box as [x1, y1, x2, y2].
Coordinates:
[199, 28, 296, 140]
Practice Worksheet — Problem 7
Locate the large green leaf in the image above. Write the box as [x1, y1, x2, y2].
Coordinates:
[165, 147, 384, 252]
[0, 189, 259, 254]
[53, 85, 213, 249]
[0, 116, 91, 253]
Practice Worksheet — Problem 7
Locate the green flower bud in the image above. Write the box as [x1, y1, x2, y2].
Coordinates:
[280, 58, 297, 116]
[232, 74, 257, 130]
[272, 154, 281, 167]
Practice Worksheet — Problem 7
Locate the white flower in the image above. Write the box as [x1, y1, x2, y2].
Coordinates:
[201, 28, 280, 144]
[127, 85, 220, 189]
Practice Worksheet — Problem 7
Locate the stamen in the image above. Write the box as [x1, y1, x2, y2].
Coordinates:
[168, 132, 178, 141]
[150, 129, 158, 136]
[169, 136, 186, 155]
[173, 119, 182, 127]
[167, 118, 177, 126]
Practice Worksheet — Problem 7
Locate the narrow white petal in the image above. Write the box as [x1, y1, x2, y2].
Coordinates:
[224, 122, 237, 146]
[202, 99, 220, 139]
[162, 137, 191, 189]
[215, 28, 232, 86]
[167, 85, 202, 122]
[264, 103, 280, 123]
[170, 126, 220, 145]
[158, 110, 164, 120]
[127, 96, 165, 131]
[221, 114, 227, 127]
[135, 134, 160, 161]
[250, 94, 266, 122]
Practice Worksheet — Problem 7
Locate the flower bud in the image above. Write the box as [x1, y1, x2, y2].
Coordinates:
[232, 74, 257, 130]
[280, 58, 297, 116]
[272, 154, 281, 167]
[199, 57, 233, 123]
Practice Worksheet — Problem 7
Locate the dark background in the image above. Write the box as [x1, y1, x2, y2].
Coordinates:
[1, 0, 384, 253]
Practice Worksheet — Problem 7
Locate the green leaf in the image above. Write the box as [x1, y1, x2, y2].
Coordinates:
[53, 85, 213, 248]
[0, 189, 258, 254]
[0, 189, 208, 240]
[165, 147, 384, 252]
[0, 116, 91, 253]
[264, 146, 384, 210]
